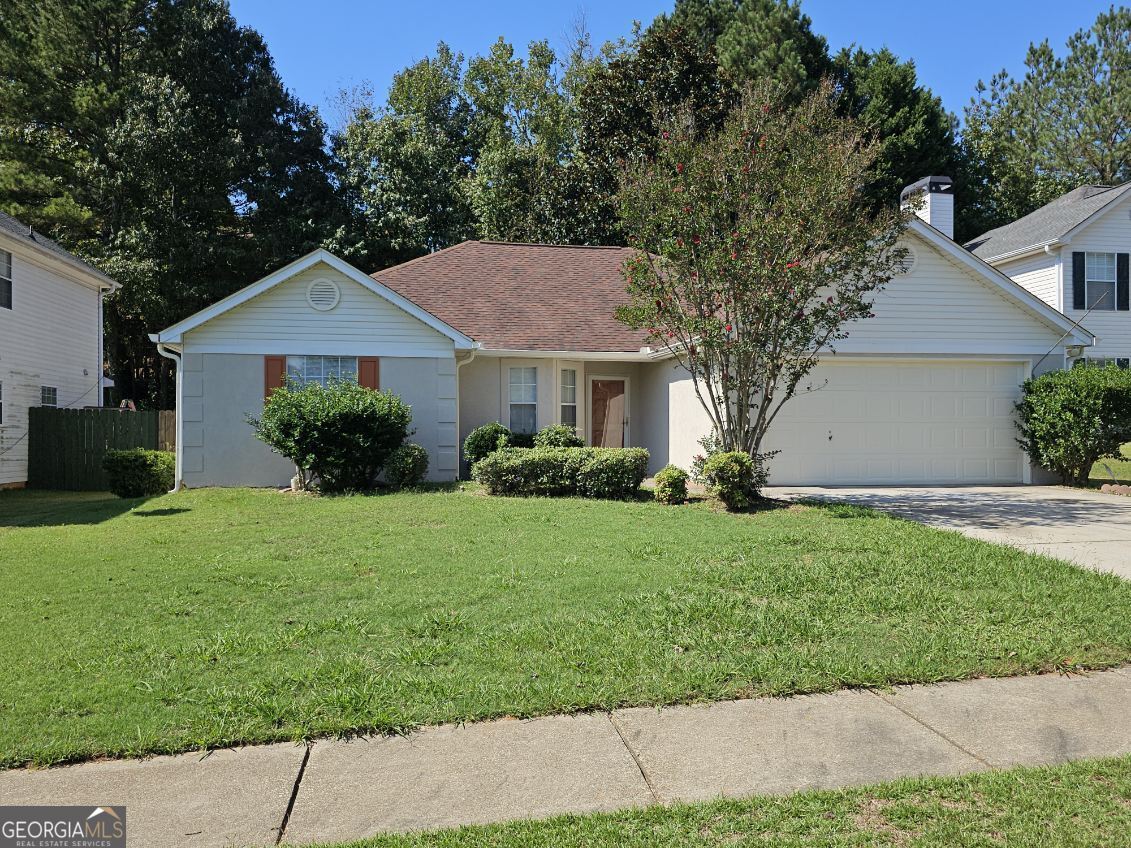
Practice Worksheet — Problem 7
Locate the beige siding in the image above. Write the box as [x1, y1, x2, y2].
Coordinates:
[834, 234, 1068, 355]
[0, 238, 102, 485]
[1059, 194, 1131, 360]
[180, 352, 458, 487]
[997, 253, 1060, 310]
[184, 262, 455, 357]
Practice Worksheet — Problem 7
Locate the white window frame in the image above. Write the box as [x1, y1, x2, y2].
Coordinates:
[285, 355, 358, 388]
[508, 366, 538, 434]
[1082, 357, 1130, 370]
[40, 386, 58, 407]
[560, 368, 578, 432]
[1085, 252, 1117, 311]
[0, 249, 11, 310]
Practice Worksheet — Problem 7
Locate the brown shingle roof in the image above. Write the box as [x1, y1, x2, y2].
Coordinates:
[371, 241, 648, 352]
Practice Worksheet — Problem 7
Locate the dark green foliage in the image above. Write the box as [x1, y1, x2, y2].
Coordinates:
[385, 443, 430, 488]
[463, 422, 512, 466]
[959, 7, 1130, 240]
[653, 464, 690, 504]
[533, 424, 584, 448]
[702, 451, 768, 509]
[0, 0, 342, 406]
[472, 447, 649, 499]
[102, 449, 175, 498]
[249, 381, 413, 493]
[1016, 366, 1131, 486]
[501, 432, 536, 449]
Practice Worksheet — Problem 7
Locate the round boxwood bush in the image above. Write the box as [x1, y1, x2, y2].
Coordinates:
[1016, 364, 1131, 485]
[463, 422, 511, 466]
[102, 448, 175, 498]
[534, 424, 584, 448]
[385, 443, 429, 488]
[702, 451, 768, 510]
[653, 464, 689, 504]
[249, 380, 412, 492]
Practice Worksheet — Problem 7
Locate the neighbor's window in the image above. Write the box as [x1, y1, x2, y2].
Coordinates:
[1084, 357, 1131, 369]
[1085, 252, 1117, 311]
[560, 369, 577, 430]
[40, 386, 57, 407]
[509, 366, 537, 434]
[0, 250, 11, 310]
[285, 355, 358, 388]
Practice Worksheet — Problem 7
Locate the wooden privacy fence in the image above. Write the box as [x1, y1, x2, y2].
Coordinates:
[27, 408, 175, 491]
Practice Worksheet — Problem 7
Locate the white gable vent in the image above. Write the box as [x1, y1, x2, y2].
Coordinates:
[306, 278, 340, 311]
[894, 246, 917, 276]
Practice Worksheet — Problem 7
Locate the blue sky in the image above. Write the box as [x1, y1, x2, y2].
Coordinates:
[228, 0, 1112, 126]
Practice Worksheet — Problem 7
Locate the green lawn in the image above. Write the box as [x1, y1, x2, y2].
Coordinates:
[323, 755, 1131, 848]
[1092, 442, 1131, 485]
[2, 487, 1130, 769]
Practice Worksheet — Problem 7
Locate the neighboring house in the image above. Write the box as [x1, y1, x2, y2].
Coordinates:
[0, 212, 119, 488]
[151, 176, 1092, 489]
[966, 182, 1131, 368]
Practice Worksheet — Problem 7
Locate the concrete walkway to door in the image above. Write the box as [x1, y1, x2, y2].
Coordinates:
[765, 485, 1131, 580]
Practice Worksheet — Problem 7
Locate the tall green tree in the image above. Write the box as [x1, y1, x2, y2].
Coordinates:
[0, 0, 340, 405]
[832, 47, 959, 211]
[331, 44, 476, 268]
[960, 6, 1130, 239]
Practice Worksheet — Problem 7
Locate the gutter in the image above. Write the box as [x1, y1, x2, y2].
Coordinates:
[980, 239, 1061, 265]
[153, 339, 184, 492]
[454, 345, 480, 476]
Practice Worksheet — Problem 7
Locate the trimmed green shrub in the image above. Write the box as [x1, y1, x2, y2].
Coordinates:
[249, 381, 412, 493]
[463, 422, 511, 466]
[690, 430, 723, 483]
[653, 464, 689, 504]
[702, 451, 768, 510]
[1016, 365, 1131, 485]
[533, 424, 584, 448]
[385, 443, 429, 488]
[501, 431, 536, 449]
[473, 447, 650, 499]
[103, 449, 175, 498]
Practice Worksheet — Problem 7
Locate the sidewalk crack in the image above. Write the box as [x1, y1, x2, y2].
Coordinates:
[608, 712, 661, 805]
[868, 690, 993, 769]
[275, 742, 312, 845]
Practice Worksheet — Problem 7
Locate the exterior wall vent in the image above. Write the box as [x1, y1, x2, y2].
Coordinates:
[306, 278, 340, 311]
[894, 245, 917, 276]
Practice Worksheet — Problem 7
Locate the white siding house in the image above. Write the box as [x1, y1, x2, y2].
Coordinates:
[0, 214, 118, 487]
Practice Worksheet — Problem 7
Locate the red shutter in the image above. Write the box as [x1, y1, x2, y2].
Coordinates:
[358, 357, 380, 390]
[264, 356, 286, 399]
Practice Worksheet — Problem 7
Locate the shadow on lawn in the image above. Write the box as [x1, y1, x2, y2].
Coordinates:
[0, 490, 158, 528]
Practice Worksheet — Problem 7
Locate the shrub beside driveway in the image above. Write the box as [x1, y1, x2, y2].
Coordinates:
[1, 487, 1130, 768]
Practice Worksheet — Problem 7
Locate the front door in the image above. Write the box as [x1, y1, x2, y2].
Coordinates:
[591, 378, 626, 447]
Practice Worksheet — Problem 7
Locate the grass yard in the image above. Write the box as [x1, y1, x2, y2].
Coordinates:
[1092, 442, 1131, 485]
[2, 487, 1130, 768]
[322, 755, 1131, 847]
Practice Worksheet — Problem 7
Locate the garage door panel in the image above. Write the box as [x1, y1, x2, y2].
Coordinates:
[764, 360, 1025, 485]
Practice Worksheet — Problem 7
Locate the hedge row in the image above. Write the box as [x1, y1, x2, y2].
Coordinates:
[472, 447, 649, 500]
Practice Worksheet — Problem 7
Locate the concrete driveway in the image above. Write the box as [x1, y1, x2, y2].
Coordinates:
[764, 485, 1131, 581]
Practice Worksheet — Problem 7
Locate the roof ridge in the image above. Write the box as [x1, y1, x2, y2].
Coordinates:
[369, 240, 477, 278]
[476, 240, 629, 250]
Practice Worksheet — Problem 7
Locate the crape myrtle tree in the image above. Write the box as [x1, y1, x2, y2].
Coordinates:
[616, 80, 907, 470]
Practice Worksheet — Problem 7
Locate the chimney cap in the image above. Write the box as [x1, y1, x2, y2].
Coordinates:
[900, 175, 953, 201]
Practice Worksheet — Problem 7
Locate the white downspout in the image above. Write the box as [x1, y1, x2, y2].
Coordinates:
[155, 343, 184, 492]
[455, 345, 480, 477]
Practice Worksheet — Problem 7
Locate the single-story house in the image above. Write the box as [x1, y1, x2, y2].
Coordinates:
[151, 177, 1093, 489]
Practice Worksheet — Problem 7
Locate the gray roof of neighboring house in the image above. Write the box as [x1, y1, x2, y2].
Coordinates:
[964, 182, 1131, 261]
[0, 210, 117, 287]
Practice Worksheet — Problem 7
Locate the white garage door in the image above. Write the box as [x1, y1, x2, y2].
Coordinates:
[763, 360, 1026, 486]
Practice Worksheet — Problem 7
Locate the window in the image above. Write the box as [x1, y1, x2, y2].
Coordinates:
[560, 369, 577, 430]
[1082, 357, 1131, 369]
[509, 367, 537, 434]
[40, 386, 57, 407]
[0, 249, 11, 310]
[1085, 252, 1117, 311]
[285, 355, 358, 388]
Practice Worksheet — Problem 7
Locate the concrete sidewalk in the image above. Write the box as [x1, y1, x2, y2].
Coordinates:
[2, 668, 1129, 846]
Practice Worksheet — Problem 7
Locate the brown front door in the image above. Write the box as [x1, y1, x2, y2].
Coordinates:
[591, 379, 626, 447]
